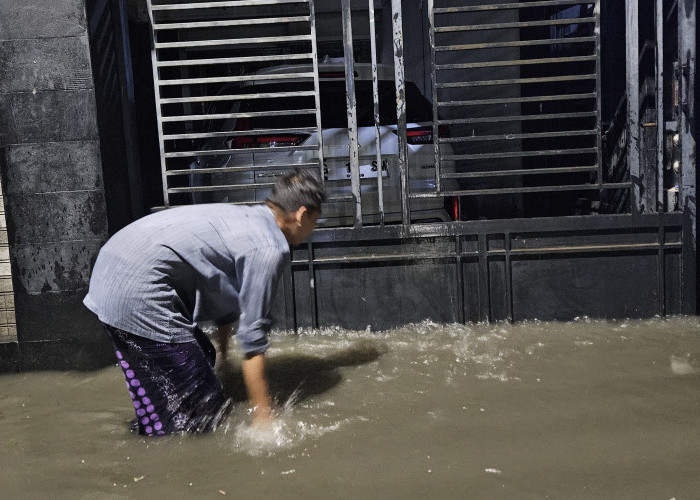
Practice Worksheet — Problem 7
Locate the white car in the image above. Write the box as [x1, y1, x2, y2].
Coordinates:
[189, 63, 457, 225]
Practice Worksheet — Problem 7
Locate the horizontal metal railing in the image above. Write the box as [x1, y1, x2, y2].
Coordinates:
[436, 35, 596, 51]
[154, 34, 312, 49]
[162, 126, 317, 141]
[435, 17, 596, 33]
[152, 16, 311, 31]
[427, 0, 613, 207]
[438, 93, 596, 107]
[164, 145, 318, 158]
[147, 0, 626, 223]
[147, 0, 323, 207]
[160, 91, 315, 106]
[157, 72, 315, 87]
[440, 130, 597, 143]
[436, 74, 597, 89]
[165, 162, 319, 177]
[444, 148, 598, 161]
[160, 108, 316, 122]
[434, 1, 594, 14]
[436, 55, 596, 70]
[151, 0, 310, 11]
[156, 53, 313, 68]
[442, 165, 598, 178]
[411, 183, 632, 198]
[438, 111, 598, 125]
[168, 182, 276, 194]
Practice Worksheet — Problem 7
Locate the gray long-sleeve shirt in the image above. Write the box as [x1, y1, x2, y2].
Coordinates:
[83, 204, 289, 355]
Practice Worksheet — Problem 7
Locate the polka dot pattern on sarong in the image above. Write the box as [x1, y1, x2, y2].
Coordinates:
[105, 323, 226, 437]
[118, 359, 162, 436]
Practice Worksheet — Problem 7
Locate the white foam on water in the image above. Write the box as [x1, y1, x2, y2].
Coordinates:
[447, 326, 524, 383]
[476, 372, 521, 383]
[219, 379, 365, 456]
[669, 354, 700, 376]
[230, 418, 294, 456]
[226, 413, 360, 457]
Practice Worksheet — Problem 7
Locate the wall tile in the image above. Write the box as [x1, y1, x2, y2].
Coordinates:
[0, 0, 113, 365]
[18, 337, 114, 371]
[14, 289, 107, 346]
[0, 341, 19, 372]
[5, 141, 102, 195]
[12, 239, 103, 293]
[6, 190, 108, 245]
[0, 36, 93, 93]
[10, 89, 99, 143]
[0, 95, 16, 146]
[0, 0, 87, 41]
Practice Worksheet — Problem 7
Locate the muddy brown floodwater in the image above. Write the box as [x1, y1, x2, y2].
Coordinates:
[1, 316, 700, 499]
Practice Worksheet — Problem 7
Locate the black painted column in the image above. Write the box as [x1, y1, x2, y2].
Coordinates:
[0, 0, 114, 370]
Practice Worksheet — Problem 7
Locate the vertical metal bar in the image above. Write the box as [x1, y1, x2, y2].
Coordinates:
[428, 0, 441, 193]
[678, 0, 696, 212]
[309, 0, 326, 185]
[455, 236, 465, 324]
[594, 0, 603, 189]
[368, 0, 384, 224]
[678, 0, 696, 314]
[307, 242, 318, 329]
[625, 0, 641, 213]
[505, 232, 513, 322]
[391, 0, 410, 227]
[341, 0, 362, 227]
[478, 233, 490, 322]
[657, 217, 666, 316]
[656, 0, 665, 211]
[283, 263, 296, 331]
[146, 0, 169, 207]
[681, 208, 697, 314]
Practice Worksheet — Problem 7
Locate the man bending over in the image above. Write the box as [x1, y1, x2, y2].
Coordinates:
[83, 171, 325, 435]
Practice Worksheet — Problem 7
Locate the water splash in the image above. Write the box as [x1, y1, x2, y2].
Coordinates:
[226, 413, 360, 457]
[231, 418, 295, 456]
[669, 353, 700, 376]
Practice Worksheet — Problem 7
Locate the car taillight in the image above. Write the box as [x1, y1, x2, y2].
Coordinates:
[397, 126, 450, 144]
[227, 134, 309, 149]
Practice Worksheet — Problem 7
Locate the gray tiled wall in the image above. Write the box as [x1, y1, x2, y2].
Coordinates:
[0, 0, 111, 367]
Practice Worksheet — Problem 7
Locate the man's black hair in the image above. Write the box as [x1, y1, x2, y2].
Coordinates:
[266, 169, 326, 213]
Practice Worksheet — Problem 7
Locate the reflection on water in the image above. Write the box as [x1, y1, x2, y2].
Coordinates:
[2, 317, 700, 499]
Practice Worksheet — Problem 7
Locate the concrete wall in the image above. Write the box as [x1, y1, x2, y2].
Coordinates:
[0, 0, 114, 371]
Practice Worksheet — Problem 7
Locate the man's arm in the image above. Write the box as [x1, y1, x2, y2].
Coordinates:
[235, 246, 287, 425]
[242, 353, 273, 426]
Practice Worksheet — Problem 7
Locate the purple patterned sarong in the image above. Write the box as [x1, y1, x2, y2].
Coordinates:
[102, 323, 228, 436]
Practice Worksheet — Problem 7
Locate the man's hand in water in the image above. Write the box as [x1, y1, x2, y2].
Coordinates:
[242, 353, 274, 427]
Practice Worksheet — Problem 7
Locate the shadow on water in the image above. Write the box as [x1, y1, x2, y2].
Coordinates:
[216, 339, 389, 405]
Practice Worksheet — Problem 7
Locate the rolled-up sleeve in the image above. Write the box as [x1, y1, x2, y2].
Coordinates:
[235, 246, 288, 356]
